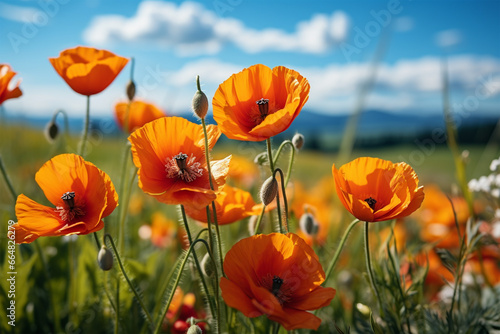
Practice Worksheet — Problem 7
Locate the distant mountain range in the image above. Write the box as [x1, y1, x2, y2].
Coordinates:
[3, 109, 498, 150]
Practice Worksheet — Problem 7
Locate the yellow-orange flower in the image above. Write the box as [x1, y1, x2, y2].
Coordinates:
[291, 182, 334, 246]
[417, 184, 469, 248]
[220, 233, 336, 330]
[213, 64, 310, 141]
[141, 211, 177, 248]
[332, 157, 424, 222]
[129, 116, 230, 209]
[0, 64, 22, 105]
[114, 100, 166, 133]
[184, 185, 263, 225]
[49, 46, 128, 96]
[14, 154, 118, 243]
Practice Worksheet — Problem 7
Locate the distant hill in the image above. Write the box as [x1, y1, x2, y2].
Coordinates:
[3, 109, 498, 151]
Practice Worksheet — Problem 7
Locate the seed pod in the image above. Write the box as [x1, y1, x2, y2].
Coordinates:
[192, 76, 208, 119]
[260, 176, 278, 206]
[44, 120, 59, 142]
[126, 79, 136, 101]
[98, 246, 113, 271]
[299, 212, 319, 236]
[253, 152, 268, 166]
[292, 133, 305, 150]
[187, 324, 202, 334]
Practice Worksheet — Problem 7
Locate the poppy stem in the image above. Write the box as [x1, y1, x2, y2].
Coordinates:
[154, 238, 217, 334]
[180, 205, 218, 321]
[78, 95, 91, 157]
[274, 168, 289, 233]
[271, 322, 281, 334]
[323, 219, 360, 285]
[272, 140, 296, 187]
[253, 205, 266, 235]
[266, 138, 275, 173]
[364, 221, 383, 314]
[0, 154, 16, 201]
[201, 117, 226, 277]
[104, 233, 154, 326]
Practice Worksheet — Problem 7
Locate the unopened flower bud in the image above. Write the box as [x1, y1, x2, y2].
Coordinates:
[187, 324, 202, 334]
[201, 253, 214, 277]
[44, 120, 59, 142]
[98, 246, 113, 271]
[126, 79, 136, 101]
[292, 133, 305, 150]
[356, 303, 371, 317]
[254, 152, 268, 166]
[299, 213, 319, 236]
[192, 76, 208, 119]
[260, 176, 278, 206]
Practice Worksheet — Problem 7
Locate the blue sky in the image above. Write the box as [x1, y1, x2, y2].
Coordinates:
[1, 0, 499, 119]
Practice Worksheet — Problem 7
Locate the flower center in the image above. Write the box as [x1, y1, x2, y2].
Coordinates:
[364, 197, 377, 210]
[165, 152, 203, 183]
[256, 98, 270, 120]
[261, 274, 293, 305]
[271, 276, 284, 296]
[55, 191, 86, 222]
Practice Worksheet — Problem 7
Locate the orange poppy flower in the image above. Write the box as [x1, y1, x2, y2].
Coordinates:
[291, 182, 334, 246]
[416, 184, 469, 248]
[13, 154, 118, 243]
[184, 185, 263, 225]
[212, 64, 310, 142]
[114, 100, 166, 133]
[332, 157, 424, 222]
[129, 116, 231, 209]
[138, 211, 177, 248]
[49, 46, 128, 96]
[0, 64, 22, 105]
[220, 233, 336, 330]
[221, 154, 259, 188]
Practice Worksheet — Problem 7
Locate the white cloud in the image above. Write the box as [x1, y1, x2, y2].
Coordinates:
[0, 2, 45, 23]
[7, 55, 500, 118]
[82, 1, 350, 55]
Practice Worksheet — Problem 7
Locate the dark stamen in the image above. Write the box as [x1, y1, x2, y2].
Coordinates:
[364, 197, 377, 210]
[174, 153, 188, 171]
[61, 191, 76, 209]
[271, 276, 283, 296]
[256, 98, 269, 119]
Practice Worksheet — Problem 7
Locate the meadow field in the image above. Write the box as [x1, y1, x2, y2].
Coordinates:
[1, 112, 499, 333]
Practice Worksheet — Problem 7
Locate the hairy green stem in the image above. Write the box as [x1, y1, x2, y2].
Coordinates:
[324, 219, 360, 284]
[78, 95, 91, 157]
[266, 138, 275, 173]
[104, 234, 153, 326]
[272, 140, 296, 187]
[180, 205, 217, 319]
[364, 221, 383, 313]
[201, 117, 225, 276]
[274, 168, 289, 233]
[0, 155, 17, 201]
[154, 239, 216, 334]
[253, 205, 266, 235]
